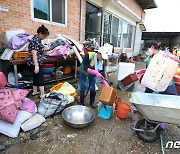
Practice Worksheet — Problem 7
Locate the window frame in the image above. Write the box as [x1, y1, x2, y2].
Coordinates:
[103, 13, 112, 45]
[103, 12, 134, 49]
[30, 0, 67, 27]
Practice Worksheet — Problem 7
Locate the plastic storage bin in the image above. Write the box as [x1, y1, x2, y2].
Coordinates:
[121, 73, 138, 86]
[141, 54, 179, 92]
[42, 64, 54, 68]
[63, 67, 72, 74]
[99, 86, 117, 106]
[42, 67, 55, 73]
[50, 83, 77, 99]
[13, 51, 28, 60]
[117, 62, 135, 81]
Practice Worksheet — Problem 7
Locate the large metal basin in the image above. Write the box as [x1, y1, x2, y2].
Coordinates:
[62, 105, 95, 128]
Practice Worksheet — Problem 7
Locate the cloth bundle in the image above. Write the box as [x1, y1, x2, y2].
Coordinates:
[38, 92, 68, 118]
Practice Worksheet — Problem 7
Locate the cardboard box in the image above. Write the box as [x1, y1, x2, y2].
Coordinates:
[99, 86, 117, 106]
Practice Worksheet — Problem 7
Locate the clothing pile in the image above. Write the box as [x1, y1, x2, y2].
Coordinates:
[42, 34, 83, 59]
[0, 30, 84, 61]
[43, 41, 70, 59]
[1, 29, 33, 60]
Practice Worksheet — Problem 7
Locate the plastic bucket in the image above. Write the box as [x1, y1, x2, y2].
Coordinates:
[116, 102, 131, 119]
[115, 98, 121, 110]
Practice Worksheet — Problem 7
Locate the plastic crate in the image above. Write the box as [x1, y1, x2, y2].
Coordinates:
[121, 73, 138, 87]
[50, 83, 77, 99]
[63, 66, 72, 74]
[42, 67, 55, 73]
[13, 51, 28, 60]
[42, 64, 54, 68]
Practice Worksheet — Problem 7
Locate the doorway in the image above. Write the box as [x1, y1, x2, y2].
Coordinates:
[85, 2, 102, 45]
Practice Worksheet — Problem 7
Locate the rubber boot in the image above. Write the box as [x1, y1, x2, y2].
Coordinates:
[79, 91, 85, 106]
[90, 91, 97, 108]
[159, 123, 165, 131]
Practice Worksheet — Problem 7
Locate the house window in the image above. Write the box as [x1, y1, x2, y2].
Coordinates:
[32, 0, 66, 25]
[103, 14, 111, 44]
[111, 16, 119, 47]
[122, 22, 134, 48]
[122, 21, 128, 48]
[103, 14, 133, 48]
[111, 16, 122, 47]
[127, 24, 133, 48]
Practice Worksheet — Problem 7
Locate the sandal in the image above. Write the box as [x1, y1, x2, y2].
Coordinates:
[31, 91, 40, 96]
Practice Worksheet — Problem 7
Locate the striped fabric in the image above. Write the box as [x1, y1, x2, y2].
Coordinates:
[0, 110, 33, 138]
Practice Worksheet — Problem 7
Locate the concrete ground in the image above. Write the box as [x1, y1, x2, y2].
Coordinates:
[0, 62, 180, 154]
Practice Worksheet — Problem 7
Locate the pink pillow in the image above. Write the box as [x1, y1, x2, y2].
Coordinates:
[0, 87, 29, 123]
[0, 72, 7, 88]
[20, 98, 36, 113]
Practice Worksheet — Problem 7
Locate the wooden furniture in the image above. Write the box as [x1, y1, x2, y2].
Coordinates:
[4, 57, 77, 85]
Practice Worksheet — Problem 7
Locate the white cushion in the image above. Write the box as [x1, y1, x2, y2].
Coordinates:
[0, 110, 33, 138]
[21, 113, 46, 132]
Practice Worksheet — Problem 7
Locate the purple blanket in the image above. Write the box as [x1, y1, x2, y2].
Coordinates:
[8, 33, 33, 50]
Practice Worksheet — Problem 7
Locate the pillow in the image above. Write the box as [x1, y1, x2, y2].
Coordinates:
[0, 110, 33, 138]
[21, 113, 46, 132]
[0, 87, 29, 123]
[0, 72, 7, 88]
[20, 98, 36, 113]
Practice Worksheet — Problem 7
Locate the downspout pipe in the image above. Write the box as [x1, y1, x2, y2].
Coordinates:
[79, 0, 83, 42]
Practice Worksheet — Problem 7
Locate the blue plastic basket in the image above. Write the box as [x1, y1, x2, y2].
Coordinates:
[42, 67, 55, 73]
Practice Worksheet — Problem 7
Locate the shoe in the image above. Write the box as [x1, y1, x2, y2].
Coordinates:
[32, 91, 40, 96]
[90, 91, 97, 108]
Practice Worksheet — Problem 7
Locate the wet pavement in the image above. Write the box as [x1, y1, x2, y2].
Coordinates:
[0, 62, 180, 154]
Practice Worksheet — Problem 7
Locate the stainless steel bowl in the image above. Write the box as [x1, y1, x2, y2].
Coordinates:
[62, 105, 95, 128]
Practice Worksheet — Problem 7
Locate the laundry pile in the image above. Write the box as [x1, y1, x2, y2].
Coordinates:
[0, 86, 43, 138]
[0, 72, 76, 138]
[0, 29, 83, 61]
[1, 29, 32, 60]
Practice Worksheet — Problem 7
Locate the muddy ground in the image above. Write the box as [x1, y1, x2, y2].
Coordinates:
[0, 62, 180, 154]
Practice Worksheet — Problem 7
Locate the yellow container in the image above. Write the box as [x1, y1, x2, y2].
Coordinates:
[13, 51, 28, 60]
[50, 83, 77, 99]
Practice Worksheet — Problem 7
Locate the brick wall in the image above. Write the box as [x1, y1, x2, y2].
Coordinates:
[0, 0, 86, 46]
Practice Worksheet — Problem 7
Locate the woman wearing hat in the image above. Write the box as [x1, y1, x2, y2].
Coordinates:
[79, 46, 108, 108]
[142, 40, 178, 95]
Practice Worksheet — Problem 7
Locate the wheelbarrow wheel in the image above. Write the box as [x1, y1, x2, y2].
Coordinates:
[135, 119, 160, 142]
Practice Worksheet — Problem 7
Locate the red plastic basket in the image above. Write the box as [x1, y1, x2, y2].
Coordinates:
[42, 64, 54, 68]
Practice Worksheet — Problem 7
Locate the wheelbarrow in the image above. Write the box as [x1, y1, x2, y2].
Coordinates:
[130, 92, 180, 142]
